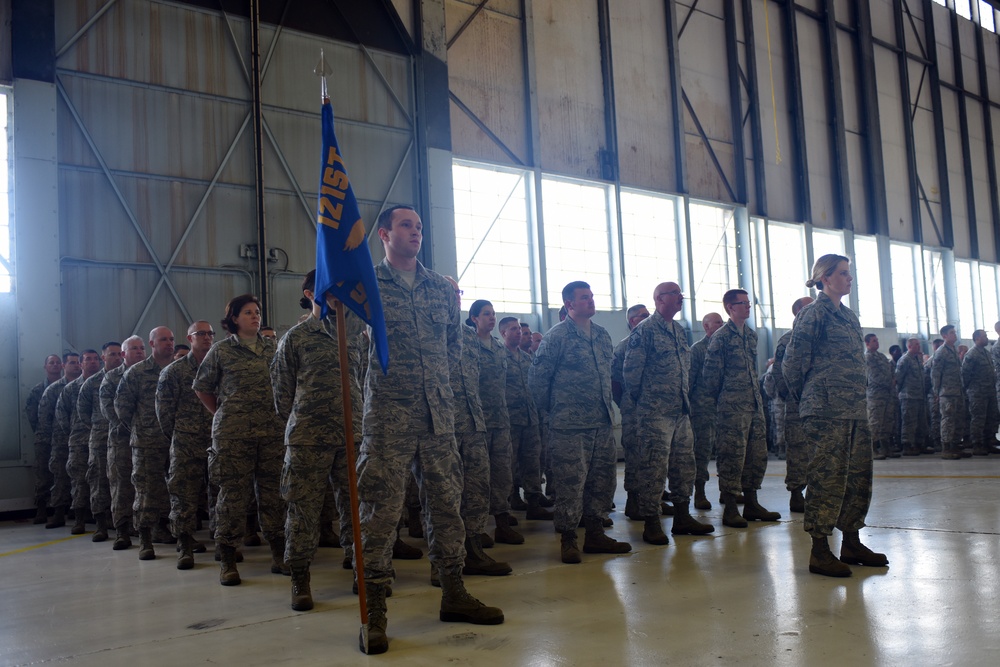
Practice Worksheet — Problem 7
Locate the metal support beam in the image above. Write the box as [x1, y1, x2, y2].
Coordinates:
[55, 0, 118, 59]
[855, 0, 889, 236]
[723, 0, 747, 205]
[821, 0, 852, 229]
[682, 91, 738, 202]
[523, 0, 547, 325]
[249, 0, 269, 323]
[893, 0, 923, 242]
[983, 18, 1000, 261]
[664, 0, 688, 194]
[447, 0, 491, 49]
[781, 0, 811, 222]
[596, 0, 625, 306]
[741, 0, 767, 216]
[922, 0, 953, 248]
[949, 9, 979, 258]
[449, 91, 525, 165]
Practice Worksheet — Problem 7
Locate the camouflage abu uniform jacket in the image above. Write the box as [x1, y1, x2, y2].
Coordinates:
[270, 312, 365, 446]
[622, 309, 690, 419]
[504, 344, 538, 427]
[700, 319, 762, 414]
[73, 371, 106, 448]
[962, 345, 995, 397]
[782, 292, 866, 420]
[895, 351, 925, 400]
[25, 380, 51, 433]
[476, 333, 509, 430]
[865, 350, 894, 405]
[362, 259, 460, 437]
[529, 316, 615, 430]
[192, 334, 282, 441]
[115, 356, 171, 450]
[454, 325, 487, 434]
[931, 344, 963, 398]
[58, 376, 87, 448]
[688, 335, 714, 416]
[156, 353, 213, 449]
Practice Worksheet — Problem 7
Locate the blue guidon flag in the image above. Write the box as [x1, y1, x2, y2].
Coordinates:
[314, 100, 389, 374]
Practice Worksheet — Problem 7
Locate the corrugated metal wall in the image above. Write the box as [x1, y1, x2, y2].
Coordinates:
[54, 0, 416, 345]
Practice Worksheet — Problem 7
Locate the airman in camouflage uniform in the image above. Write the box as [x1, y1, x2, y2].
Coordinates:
[764, 297, 813, 512]
[611, 304, 650, 519]
[36, 366, 72, 526]
[193, 300, 288, 585]
[623, 282, 713, 545]
[102, 336, 144, 548]
[895, 338, 927, 456]
[472, 309, 519, 543]
[963, 329, 998, 456]
[700, 289, 779, 527]
[64, 350, 102, 533]
[783, 256, 886, 577]
[157, 322, 215, 569]
[688, 312, 724, 511]
[81, 342, 123, 541]
[271, 291, 366, 610]
[931, 325, 966, 460]
[356, 206, 503, 655]
[45, 354, 83, 528]
[26, 355, 63, 523]
[500, 317, 550, 520]
[864, 334, 896, 460]
[116, 327, 176, 559]
[925, 340, 944, 452]
[530, 280, 631, 564]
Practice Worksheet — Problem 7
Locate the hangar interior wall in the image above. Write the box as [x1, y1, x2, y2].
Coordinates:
[5, 0, 1000, 505]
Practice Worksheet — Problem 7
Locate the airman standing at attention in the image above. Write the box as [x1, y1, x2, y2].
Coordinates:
[864, 334, 896, 460]
[611, 303, 650, 520]
[688, 312, 724, 511]
[963, 329, 998, 457]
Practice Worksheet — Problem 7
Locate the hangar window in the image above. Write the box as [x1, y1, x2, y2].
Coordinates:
[891, 243, 922, 335]
[923, 249, 948, 336]
[541, 176, 616, 311]
[452, 161, 534, 313]
[979, 263, 999, 329]
[766, 222, 808, 329]
[619, 189, 681, 309]
[688, 202, 740, 322]
[1, 90, 11, 293]
[853, 235, 884, 328]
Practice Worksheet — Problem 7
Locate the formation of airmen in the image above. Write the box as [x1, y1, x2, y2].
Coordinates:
[21, 206, 999, 653]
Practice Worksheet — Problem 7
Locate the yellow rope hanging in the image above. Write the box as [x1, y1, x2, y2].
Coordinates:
[764, 0, 782, 165]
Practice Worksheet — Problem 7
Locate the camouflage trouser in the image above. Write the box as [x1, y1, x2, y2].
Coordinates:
[132, 445, 170, 530]
[635, 414, 694, 517]
[107, 430, 134, 529]
[282, 444, 354, 564]
[927, 394, 941, 449]
[690, 410, 716, 485]
[784, 411, 813, 492]
[939, 396, 966, 446]
[620, 410, 638, 494]
[209, 435, 286, 548]
[485, 428, 513, 516]
[48, 440, 71, 509]
[67, 446, 91, 511]
[715, 410, 768, 495]
[87, 436, 111, 515]
[34, 436, 53, 507]
[510, 423, 542, 498]
[549, 425, 617, 533]
[357, 432, 466, 584]
[867, 398, 894, 441]
[168, 434, 209, 537]
[772, 398, 787, 457]
[899, 398, 927, 449]
[456, 430, 490, 536]
[802, 417, 872, 538]
[967, 391, 1000, 448]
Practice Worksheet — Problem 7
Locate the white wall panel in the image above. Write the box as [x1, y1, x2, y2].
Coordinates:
[941, 89, 969, 257]
[447, 2, 528, 165]
[875, 45, 914, 242]
[533, 0, 605, 178]
[966, 101, 995, 263]
[797, 15, 835, 227]
[609, 0, 675, 193]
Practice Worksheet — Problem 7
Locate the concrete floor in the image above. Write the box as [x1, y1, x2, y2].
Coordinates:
[1, 457, 998, 666]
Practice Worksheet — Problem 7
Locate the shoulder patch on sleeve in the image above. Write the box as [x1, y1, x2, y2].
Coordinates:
[628, 332, 642, 349]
